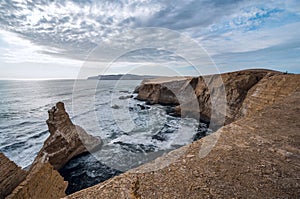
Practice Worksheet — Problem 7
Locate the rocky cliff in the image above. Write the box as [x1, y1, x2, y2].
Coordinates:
[67, 70, 300, 198]
[0, 153, 27, 199]
[31, 102, 102, 170]
[7, 163, 67, 199]
[2, 102, 102, 199]
[136, 69, 282, 127]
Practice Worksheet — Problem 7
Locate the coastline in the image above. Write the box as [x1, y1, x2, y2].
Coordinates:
[1, 69, 299, 198]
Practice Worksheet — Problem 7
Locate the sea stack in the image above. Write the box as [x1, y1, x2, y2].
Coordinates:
[3, 102, 102, 198]
[32, 102, 102, 170]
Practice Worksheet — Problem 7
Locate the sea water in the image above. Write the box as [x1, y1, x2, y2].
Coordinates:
[0, 79, 205, 193]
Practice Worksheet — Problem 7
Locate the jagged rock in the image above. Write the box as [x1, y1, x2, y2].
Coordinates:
[65, 80, 300, 199]
[113, 142, 157, 153]
[7, 162, 67, 199]
[4, 102, 102, 199]
[136, 69, 281, 127]
[135, 77, 189, 105]
[151, 132, 167, 141]
[32, 102, 102, 170]
[0, 153, 27, 198]
[137, 104, 150, 110]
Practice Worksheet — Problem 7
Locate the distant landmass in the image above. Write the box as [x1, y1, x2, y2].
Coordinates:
[87, 74, 159, 80]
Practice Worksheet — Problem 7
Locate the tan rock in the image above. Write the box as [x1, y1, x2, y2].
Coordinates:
[7, 162, 67, 199]
[65, 80, 300, 199]
[0, 153, 27, 199]
[137, 69, 281, 127]
[31, 102, 102, 170]
[237, 74, 300, 119]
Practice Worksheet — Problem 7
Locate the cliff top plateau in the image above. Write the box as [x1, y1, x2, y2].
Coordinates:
[67, 69, 300, 199]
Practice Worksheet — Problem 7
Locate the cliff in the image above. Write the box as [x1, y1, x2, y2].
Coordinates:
[3, 102, 102, 199]
[0, 153, 27, 199]
[136, 69, 282, 127]
[67, 70, 300, 198]
[7, 163, 67, 199]
[31, 102, 102, 170]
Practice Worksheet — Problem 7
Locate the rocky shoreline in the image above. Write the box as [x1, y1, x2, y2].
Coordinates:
[0, 69, 299, 198]
[66, 69, 299, 198]
[1, 102, 102, 199]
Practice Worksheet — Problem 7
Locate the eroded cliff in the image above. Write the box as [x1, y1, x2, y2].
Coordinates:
[3, 102, 102, 199]
[0, 153, 27, 199]
[7, 163, 67, 199]
[32, 102, 102, 170]
[67, 70, 300, 198]
[136, 69, 282, 126]
[67, 73, 300, 199]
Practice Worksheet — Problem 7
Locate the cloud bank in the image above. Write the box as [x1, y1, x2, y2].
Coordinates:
[0, 0, 299, 78]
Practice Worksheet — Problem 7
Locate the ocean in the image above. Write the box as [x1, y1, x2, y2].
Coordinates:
[0, 79, 206, 193]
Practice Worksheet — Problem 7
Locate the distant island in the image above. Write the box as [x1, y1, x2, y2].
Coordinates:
[87, 74, 159, 80]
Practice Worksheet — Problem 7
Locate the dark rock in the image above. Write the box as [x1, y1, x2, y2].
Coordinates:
[59, 153, 122, 195]
[119, 95, 133, 100]
[111, 104, 120, 109]
[114, 141, 156, 153]
[152, 132, 167, 141]
[137, 104, 150, 110]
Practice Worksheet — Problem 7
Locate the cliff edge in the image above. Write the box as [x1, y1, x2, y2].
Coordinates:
[67, 70, 300, 198]
[0, 153, 27, 199]
[3, 102, 102, 199]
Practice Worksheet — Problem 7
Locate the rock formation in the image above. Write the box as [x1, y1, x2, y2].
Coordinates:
[66, 72, 300, 199]
[2, 102, 102, 199]
[31, 102, 102, 170]
[0, 153, 27, 199]
[136, 69, 282, 127]
[2, 70, 299, 199]
[237, 73, 300, 119]
[7, 163, 67, 199]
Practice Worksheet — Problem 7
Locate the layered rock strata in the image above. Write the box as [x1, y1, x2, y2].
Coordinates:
[7, 163, 67, 199]
[31, 102, 102, 170]
[0, 153, 27, 199]
[4, 102, 102, 199]
[66, 74, 300, 199]
[136, 69, 282, 127]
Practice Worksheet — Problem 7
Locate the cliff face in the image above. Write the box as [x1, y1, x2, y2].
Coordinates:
[136, 69, 281, 126]
[135, 77, 190, 105]
[0, 153, 27, 199]
[32, 102, 102, 170]
[3, 102, 102, 199]
[66, 74, 300, 199]
[66, 70, 300, 198]
[237, 74, 300, 119]
[7, 163, 67, 199]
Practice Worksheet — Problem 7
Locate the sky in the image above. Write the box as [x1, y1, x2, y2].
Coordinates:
[0, 0, 299, 79]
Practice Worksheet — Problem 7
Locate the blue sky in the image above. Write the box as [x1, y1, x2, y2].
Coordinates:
[0, 0, 299, 79]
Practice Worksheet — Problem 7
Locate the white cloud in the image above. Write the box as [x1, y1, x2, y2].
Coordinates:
[0, 0, 299, 78]
[0, 30, 82, 66]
